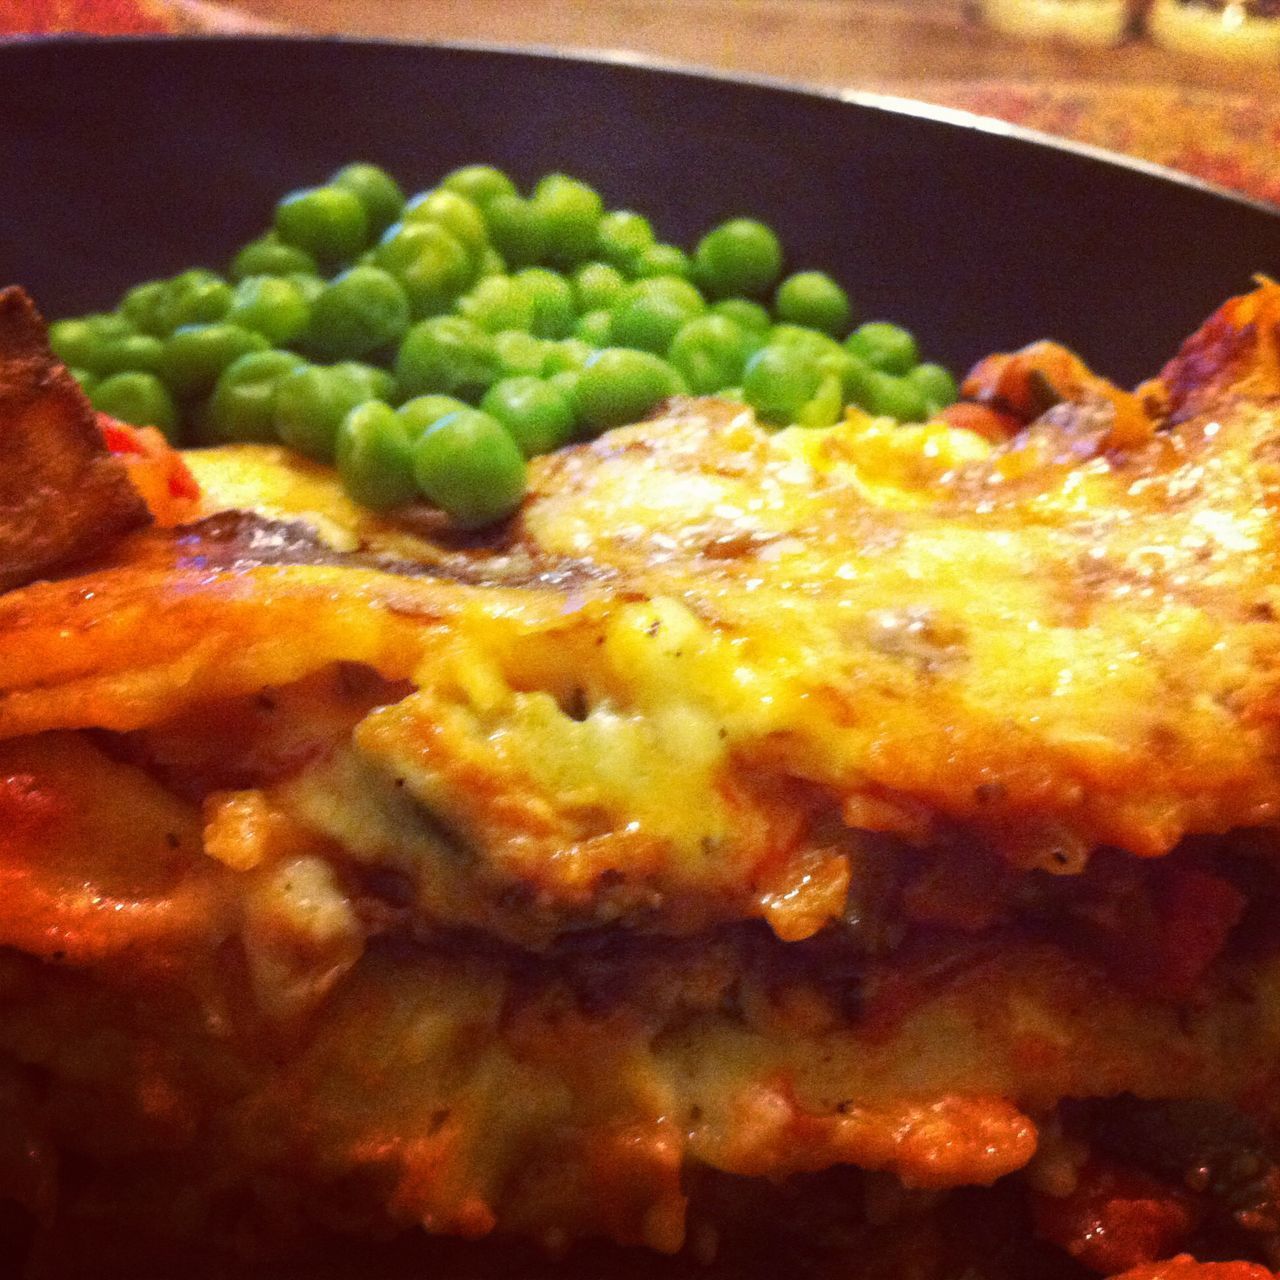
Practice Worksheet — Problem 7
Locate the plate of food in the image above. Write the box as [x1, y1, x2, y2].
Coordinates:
[3, 33, 1280, 1280]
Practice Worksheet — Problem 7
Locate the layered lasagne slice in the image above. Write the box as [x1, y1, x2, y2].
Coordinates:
[4, 284, 1280, 1277]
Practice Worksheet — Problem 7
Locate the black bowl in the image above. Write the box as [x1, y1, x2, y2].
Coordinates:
[1, 35, 1278, 384]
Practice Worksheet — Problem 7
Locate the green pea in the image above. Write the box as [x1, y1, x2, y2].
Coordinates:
[833, 349, 876, 407]
[160, 323, 271, 398]
[694, 218, 783, 299]
[484, 195, 549, 270]
[230, 234, 318, 282]
[346, 362, 397, 404]
[372, 221, 473, 319]
[395, 316, 500, 400]
[398, 394, 471, 438]
[457, 275, 537, 334]
[769, 324, 846, 361]
[477, 247, 508, 277]
[742, 344, 816, 423]
[226, 275, 311, 345]
[49, 313, 133, 368]
[768, 326, 864, 407]
[403, 189, 489, 260]
[275, 362, 391, 461]
[610, 276, 705, 355]
[907, 362, 959, 412]
[862, 370, 930, 422]
[712, 298, 771, 334]
[441, 164, 518, 209]
[758, 324, 861, 404]
[574, 308, 613, 347]
[203, 350, 307, 444]
[305, 266, 411, 361]
[573, 261, 627, 313]
[542, 338, 593, 376]
[774, 271, 851, 337]
[515, 268, 576, 339]
[740, 325, 770, 362]
[287, 273, 326, 305]
[331, 162, 405, 237]
[480, 376, 576, 456]
[411, 408, 527, 529]
[634, 244, 692, 280]
[120, 280, 169, 334]
[148, 270, 233, 337]
[90, 371, 179, 440]
[336, 401, 418, 511]
[574, 348, 686, 433]
[493, 329, 550, 379]
[845, 321, 919, 375]
[69, 367, 98, 395]
[547, 369, 580, 404]
[630, 275, 706, 311]
[742, 343, 834, 426]
[800, 378, 844, 428]
[275, 185, 370, 266]
[91, 331, 166, 377]
[594, 210, 656, 270]
[667, 314, 750, 395]
[533, 174, 604, 268]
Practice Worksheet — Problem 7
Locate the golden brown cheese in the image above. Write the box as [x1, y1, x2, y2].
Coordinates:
[6, 291, 1280, 941]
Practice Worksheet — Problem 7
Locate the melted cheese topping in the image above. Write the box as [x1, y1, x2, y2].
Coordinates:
[7, 366, 1280, 940]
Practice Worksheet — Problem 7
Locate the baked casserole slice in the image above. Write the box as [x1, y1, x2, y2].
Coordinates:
[4, 284, 1280, 1278]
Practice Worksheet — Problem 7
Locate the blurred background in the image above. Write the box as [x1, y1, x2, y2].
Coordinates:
[5, 0, 1279, 207]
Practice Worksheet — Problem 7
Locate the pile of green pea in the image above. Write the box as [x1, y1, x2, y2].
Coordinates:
[53, 162, 958, 528]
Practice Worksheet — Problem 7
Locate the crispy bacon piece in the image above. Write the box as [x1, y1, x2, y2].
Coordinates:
[0, 287, 149, 592]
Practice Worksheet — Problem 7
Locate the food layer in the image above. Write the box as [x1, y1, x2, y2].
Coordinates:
[4, 284, 1280, 1276]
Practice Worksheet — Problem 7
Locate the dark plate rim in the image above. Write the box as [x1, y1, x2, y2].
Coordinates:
[7, 29, 1280, 224]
